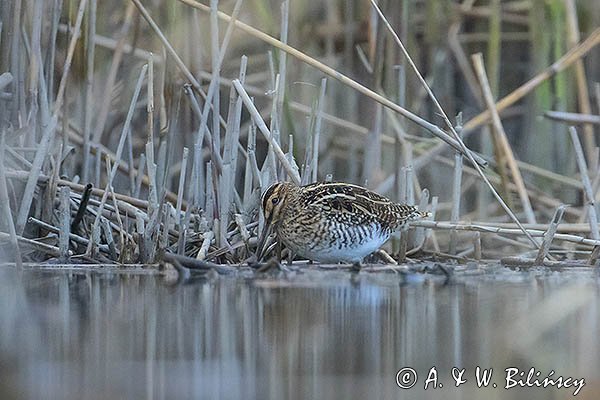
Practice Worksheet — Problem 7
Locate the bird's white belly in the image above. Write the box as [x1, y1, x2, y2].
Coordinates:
[299, 229, 390, 263]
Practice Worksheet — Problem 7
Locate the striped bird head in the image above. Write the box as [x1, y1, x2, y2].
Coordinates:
[255, 182, 294, 260]
[260, 181, 294, 226]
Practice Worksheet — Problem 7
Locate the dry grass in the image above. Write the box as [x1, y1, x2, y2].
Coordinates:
[0, 0, 599, 273]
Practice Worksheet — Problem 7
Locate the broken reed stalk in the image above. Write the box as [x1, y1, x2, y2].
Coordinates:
[58, 186, 71, 260]
[544, 111, 600, 125]
[134, 153, 146, 199]
[462, 222, 599, 234]
[176, 147, 189, 228]
[569, 127, 600, 239]
[471, 52, 536, 224]
[145, 142, 159, 212]
[218, 162, 231, 249]
[184, 86, 224, 174]
[147, 55, 157, 181]
[397, 166, 412, 262]
[581, 155, 600, 224]
[409, 188, 430, 253]
[473, 232, 482, 260]
[211, 1, 222, 157]
[205, 161, 214, 224]
[588, 245, 600, 266]
[411, 220, 600, 248]
[125, 115, 137, 196]
[0, 231, 67, 259]
[449, 115, 463, 255]
[219, 56, 248, 247]
[234, 213, 251, 251]
[534, 206, 566, 265]
[15, 116, 57, 234]
[363, 103, 383, 185]
[311, 78, 327, 183]
[100, 217, 117, 259]
[0, 73, 13, 91]
[232, 79, 301, 184]
[0, 133, 22, 268]
[266, 73, 284, 184]
[103, 158, 128, 257]
[28, 217, 110, 253]
[248, 123, 262, 190]
[197, 231, 214, 261]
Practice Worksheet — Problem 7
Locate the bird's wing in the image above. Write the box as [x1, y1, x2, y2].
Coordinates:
[299, 182, 417, 227]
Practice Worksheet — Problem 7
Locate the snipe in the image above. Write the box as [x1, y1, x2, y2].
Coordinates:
[256, 181, 428, 263]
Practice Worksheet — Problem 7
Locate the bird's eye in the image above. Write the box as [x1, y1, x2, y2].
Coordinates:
[271, 197, 279, 205]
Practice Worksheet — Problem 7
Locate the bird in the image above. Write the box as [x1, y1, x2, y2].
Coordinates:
[256, 181, 428, 263]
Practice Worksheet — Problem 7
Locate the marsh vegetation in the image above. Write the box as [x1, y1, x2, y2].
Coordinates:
[0, 0, 599, 271]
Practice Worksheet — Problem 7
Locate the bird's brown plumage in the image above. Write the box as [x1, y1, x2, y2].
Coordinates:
[258, 181, 427, 263]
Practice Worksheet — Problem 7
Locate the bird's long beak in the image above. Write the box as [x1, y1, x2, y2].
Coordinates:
[255, 214, 274, 261]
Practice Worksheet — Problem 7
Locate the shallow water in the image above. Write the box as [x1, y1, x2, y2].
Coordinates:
[0, 265, 598, 400]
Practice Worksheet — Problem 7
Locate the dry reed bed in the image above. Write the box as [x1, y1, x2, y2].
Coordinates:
[0, 0, 599, 276]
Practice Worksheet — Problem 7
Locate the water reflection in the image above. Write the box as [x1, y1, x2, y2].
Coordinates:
[0, 267, 598, 399]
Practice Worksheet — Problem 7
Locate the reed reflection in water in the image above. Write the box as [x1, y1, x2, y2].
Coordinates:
[0, 267, 598, 400]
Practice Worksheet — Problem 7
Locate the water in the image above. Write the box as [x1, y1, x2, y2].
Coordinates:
[0, 266, 598, 399]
